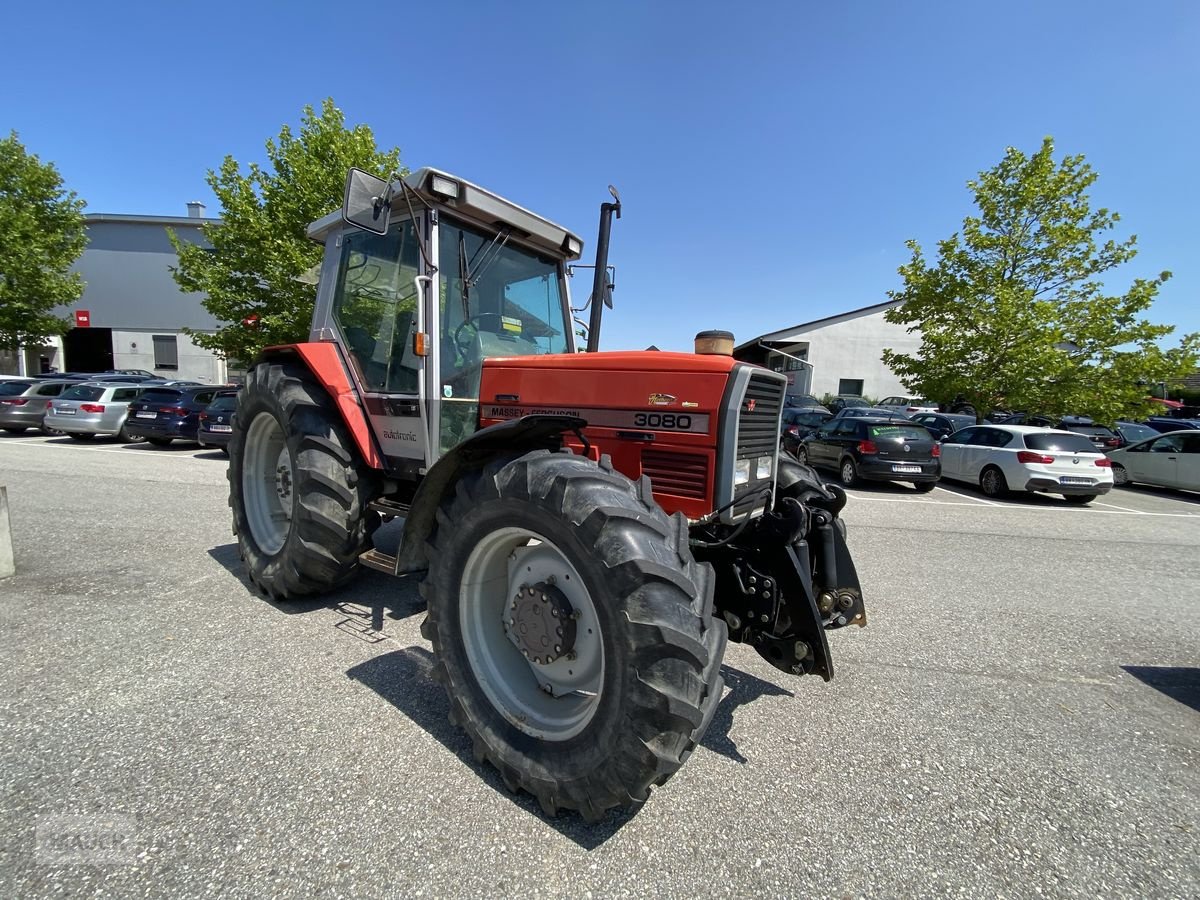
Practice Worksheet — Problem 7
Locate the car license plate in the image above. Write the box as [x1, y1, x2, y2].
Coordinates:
[55, 408, 76, 415]
[209, 424, 232, 433]
[1059, 476, 1092, 485]
[891, 464, 922, 473]
[136, 411, 157, 419]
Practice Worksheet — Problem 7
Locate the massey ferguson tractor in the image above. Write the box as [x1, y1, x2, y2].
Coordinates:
[228, 167, 866, 821]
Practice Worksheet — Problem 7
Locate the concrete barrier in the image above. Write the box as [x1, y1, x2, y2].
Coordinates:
[0, 485, 13, 578]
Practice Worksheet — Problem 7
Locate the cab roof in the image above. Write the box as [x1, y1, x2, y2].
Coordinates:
[307, 167, 584, 261]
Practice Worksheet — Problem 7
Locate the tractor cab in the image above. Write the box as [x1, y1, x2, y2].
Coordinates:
[306, 168, 584, 469]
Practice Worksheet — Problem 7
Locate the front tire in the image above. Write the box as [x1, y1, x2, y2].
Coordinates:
[420, 450, 727, 821]
[2, 427, 28, 434]
[229, 361, 378, 601]
[792, 445, 809, 465]
[1112, 464, 1131, 486]
[147, 437, 173, 447]
[914, 481, 936, 493]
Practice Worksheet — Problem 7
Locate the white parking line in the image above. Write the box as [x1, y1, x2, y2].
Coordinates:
[933, 485, 1001, 506]
[0, 439, 211, 459]
[844, 492, 1199, 518]
[1091, 499, 1149, 514]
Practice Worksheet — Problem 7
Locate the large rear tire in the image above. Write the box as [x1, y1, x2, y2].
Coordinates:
[229, 361, 378, 600]
[420, 449, 727, 821]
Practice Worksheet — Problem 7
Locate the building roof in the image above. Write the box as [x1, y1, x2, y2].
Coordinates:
[735, 299, 903, 352]
[85, 213, 220, 227]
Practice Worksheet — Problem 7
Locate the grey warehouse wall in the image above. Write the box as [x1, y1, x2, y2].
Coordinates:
[71, 220, 220, 332]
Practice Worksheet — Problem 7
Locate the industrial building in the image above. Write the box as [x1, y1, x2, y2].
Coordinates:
[1, 204, 227, 382]
[733, 300, 921, 400]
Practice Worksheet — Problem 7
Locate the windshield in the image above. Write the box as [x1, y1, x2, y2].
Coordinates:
[437, 216, 570, 452]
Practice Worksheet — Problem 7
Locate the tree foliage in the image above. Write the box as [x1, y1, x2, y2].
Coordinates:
[0, 132, 87, 350]
[882, 137, 1198, 423]
[171, 99, 403, 362]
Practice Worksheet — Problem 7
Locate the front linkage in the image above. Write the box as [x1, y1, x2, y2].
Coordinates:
[691, 457, 865, 680]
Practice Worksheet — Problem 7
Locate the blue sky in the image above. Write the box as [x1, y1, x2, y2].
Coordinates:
[3, 1, 1197, 352]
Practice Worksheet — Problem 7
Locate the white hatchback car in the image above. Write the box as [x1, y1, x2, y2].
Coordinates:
[877, 396, 939, 415]
[938, 424, 1114, 504]
[1106, 430, 1200, 491]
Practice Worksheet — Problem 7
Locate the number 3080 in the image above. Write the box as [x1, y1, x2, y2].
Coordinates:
[633, 412, 692, 430]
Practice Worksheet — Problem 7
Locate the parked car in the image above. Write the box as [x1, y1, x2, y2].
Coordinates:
[1145, 416, 1200, 435]
[104, 369, 156, 378]
[831, 406, 911, 420]
[797, 417, 940, 490]
[826, 395, 870, 414]
[1113, 421, 1160, 447]
[125, 386, 230, 446]
[196, 390, 238, 454]
[877, 396, 938, 415]
[910, 412, 978, 441]
[937, 424, 1113, 503]
[780, 407, 833, 455]
[784, 393, 829, 413]
[1055, 416, 1121, 451]
[0, 380, 80, 434]
[1106, 430, 1200, 491]
[993, 412, 1055, 428]
[45, 382, 146, 440]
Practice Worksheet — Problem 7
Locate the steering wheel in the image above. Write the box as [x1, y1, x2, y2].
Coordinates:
[453, 312, 505, 364]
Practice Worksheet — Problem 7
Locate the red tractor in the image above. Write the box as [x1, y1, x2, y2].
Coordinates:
[228, 167, 865, 820]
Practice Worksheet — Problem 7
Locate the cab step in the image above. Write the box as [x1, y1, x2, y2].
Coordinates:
[368, 497, 411, 519]
[358, 548, 398, 575]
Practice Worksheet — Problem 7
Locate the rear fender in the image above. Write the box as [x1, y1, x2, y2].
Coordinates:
[393, 414, 587, 574]
[257, 342, 385, 470]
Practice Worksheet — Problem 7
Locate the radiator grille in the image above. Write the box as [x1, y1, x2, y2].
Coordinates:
[732, 372, 785, 518]
[642, 449, 708, 500]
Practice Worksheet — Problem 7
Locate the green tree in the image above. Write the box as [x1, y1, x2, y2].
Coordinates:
[882, 137, 1198, 423]
[0, 132, 87, 350]
[171, 99, 403, 361]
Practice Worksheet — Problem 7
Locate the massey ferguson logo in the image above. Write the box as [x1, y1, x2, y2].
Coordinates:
[746, 399, 756, 412]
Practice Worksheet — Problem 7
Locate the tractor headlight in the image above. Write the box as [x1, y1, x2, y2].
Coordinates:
[756, 455, 773, 480]
[429, 175, 460, 199]
[734, 458, 751, 485]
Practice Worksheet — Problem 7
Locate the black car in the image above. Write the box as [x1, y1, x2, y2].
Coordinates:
[197, 390, 238, 453]
[911, 412, 977, 440]
[1055, 416, 1121, 451]
[781, 407, 833, 455]
[1146, 416, 1200, 434]
[831, 406, 911, 420]
[797, 416, 940, 490]
[826, 395, 870, 414]
[994, 411, 1055, 427]
[785, 393, 829, 412]
[125, 386, 228, 446]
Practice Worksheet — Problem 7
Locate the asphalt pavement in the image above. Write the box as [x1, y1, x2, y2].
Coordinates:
[0, 434, 1197, 898]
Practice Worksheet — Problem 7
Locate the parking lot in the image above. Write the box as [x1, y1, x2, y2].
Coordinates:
[1, 434, 1197, 898]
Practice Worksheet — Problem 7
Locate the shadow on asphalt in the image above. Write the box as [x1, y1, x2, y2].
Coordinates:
[206, 530, 425, 629]
[346, 648, 789, 848]
[1115, 484, 1200, 505]
[1121, 666, 1200, 713]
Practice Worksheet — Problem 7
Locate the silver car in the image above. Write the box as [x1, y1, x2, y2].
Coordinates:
[45, 382, 146, 441]
[0, 379, 80, 434]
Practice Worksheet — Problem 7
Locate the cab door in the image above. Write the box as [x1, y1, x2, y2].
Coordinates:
[324, 213, 430, 468]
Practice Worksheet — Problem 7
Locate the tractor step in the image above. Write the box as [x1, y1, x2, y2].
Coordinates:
[368, 497, 411, 519]
[359, 548, 398, 575]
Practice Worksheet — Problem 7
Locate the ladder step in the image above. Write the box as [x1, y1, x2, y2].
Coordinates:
[368, 498, 411, 519]
[359, 548, 398, 575]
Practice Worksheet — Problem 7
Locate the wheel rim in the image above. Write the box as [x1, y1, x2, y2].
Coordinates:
[982, 469, 1000, 495]
[242, 412, 294, 556]
[460, 526, 603, 741]
[1112, 464, 1129, 485]
[796, 448, 807, 464]
[841, 461, 855, 484]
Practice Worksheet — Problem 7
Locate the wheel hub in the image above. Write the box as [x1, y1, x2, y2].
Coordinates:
[506, 582, 577, 665]
[275, 450, 293, 504]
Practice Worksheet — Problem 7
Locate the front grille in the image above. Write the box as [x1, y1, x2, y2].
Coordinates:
[642, 449, 708, 500]
[720, 367, 787, 520]
[737, 373, 785, 459]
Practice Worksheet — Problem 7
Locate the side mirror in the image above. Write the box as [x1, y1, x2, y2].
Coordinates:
[342, 167, 392, 235]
